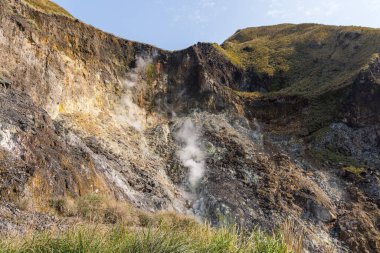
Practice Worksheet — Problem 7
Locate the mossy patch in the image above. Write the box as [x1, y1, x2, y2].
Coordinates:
[58, 103, 65, 113]
[145, 63, 156, 85]
[310, 127, 330, 141]
[233, 90, 263, 99]
[310, 148, 356, 165]
[342, 166, 365, 176]
[303, 91, 344, 133]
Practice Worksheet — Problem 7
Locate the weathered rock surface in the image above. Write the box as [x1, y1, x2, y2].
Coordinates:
[0, 0, 379, 252]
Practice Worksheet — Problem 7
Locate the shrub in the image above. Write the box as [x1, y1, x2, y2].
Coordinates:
[74, 194, 140, 225]
[48, 198, 66, 215]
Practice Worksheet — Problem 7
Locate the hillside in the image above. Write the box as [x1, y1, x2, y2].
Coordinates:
[214, 24, 380, 134]
[0, 0, 379, 252]
[221, 24, 380, 95]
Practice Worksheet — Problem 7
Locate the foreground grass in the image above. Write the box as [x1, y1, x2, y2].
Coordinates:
[0, 224, 294, 253]
[3, 195, 302, 253]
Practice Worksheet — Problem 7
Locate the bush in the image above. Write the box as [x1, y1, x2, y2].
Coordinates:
[48, 198, 66, 215]
[74, 194, 140, 225]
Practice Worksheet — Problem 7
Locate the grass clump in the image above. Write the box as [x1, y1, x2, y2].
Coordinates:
[22, 0, 73, 18]
[48, 198, 66, 215]
[48, 194, 142, 225]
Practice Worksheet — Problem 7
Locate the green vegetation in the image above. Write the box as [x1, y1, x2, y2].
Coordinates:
[47, 194, 144, 225]
[0, 195, 303, 252]
[146, 63, 156, 85]
[304, 91, 344, 133]
[221, 24, 380, 96]
[0, 225, 297, 253]
[342, 166, 365, 176]
[310, 148, 355, 165]
[212, 43, 243, 67]
[310, 127, 330, 142]
[22, 0, 73, 18]
[234, 90, 262, 99]
[215, 24, 380, 133]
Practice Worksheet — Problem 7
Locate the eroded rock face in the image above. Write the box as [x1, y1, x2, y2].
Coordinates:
[313, 123, 380, 168]
[0, 0, 379, 252]
[343, 57, 380, 127]
[0, 87, 109, 203]
[0, 84, 184, 213]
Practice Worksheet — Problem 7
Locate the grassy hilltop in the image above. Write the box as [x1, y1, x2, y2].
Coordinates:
[22, 0, 73, 18]
[218, 23, 380, 96]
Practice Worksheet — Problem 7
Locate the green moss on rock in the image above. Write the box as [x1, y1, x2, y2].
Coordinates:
[342, 166, 365, 176]
[145, 63, 156, 85]
[310, 148, 356, 165]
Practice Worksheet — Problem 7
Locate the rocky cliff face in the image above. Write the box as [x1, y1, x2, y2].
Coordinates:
[0, 0, 380, 252]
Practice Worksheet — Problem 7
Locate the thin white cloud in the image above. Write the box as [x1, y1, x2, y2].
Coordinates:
[188, 10, 205, 24]
[267, 9, 288, 18]
[267, 0, 289, 18]
[267, 0, 342, 19]
[200, 0, 216, 8]
[170, 0, 220, 24]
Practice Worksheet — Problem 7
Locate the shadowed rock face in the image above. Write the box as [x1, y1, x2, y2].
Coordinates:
[0, 0, 380, 252]
[343, 58, 380, 127]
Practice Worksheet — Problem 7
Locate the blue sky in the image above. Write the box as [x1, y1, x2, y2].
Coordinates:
[54, 0, 380, 50]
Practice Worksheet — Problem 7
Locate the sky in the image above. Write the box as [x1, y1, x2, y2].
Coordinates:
[54, 0, 380, 50]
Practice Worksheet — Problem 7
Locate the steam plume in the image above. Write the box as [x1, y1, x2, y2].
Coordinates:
[176, 119, 205, 189]
[113, 57, 152, 131]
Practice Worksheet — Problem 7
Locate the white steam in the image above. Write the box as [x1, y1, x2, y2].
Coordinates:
[176, 119, 205, 189]
[252, 118, 263, 147]
[124, 57, 151, 89]
[117, 94, 145, 131]
[113, 57, 152, 131]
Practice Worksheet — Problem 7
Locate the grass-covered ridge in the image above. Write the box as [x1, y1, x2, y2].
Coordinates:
[22, 0, 73, 18]
[0, 195, 303, 253]
[222, 24, 380, 96]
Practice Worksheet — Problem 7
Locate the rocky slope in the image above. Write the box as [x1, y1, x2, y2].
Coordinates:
[0, 0, 380, 252]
